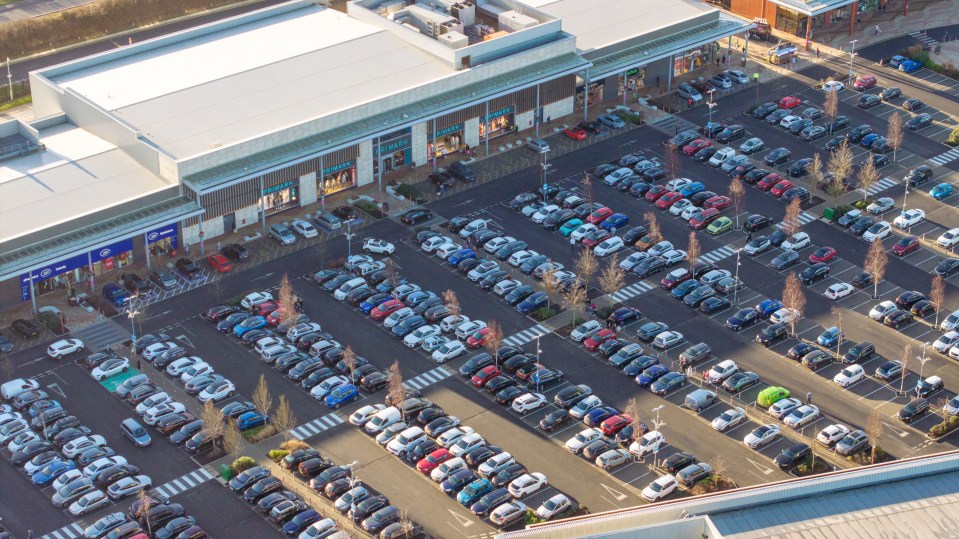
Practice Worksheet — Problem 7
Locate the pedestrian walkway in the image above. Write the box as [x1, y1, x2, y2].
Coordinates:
[865, 177, 899, 196]
[70, 318, 131, 352]
[646, 112, 700, 137]
[929, 147, 959, 166]
[289, 413, 345, 441]
[39, 522, 85, 539]
[608, 281, 654, 303]
[699, 245, 738, 264]
[776, 211, 818, 229]
[909, 30, 941, 49]
[153, 466, 215, 498]
[500, 324, 552, 348]
[405, 366, 454, 390]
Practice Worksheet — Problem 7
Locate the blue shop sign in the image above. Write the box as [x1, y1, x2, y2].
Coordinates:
[263, 179, 297, 196]
[379, 137, 411, 156]
[323, 160, 355, 175]
[483, 106, 514, 121]
[90, 239, 134, 263]
[433, 123, 464, 138]
[146, 223, 178, 250]
[20, 252, 89, 301]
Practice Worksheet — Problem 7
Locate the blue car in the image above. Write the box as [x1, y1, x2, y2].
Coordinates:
[101, 283, 130, 307]
[359, 294, 391, 314]
[651, 372, 687, 395]
[860, 133, 881, 148]
[236, 411, 267, 431]
[600, 213, 629, 231]
[27, 399, 61, 418]
[325, 384, 359, 409]
[457, 478, 493, 507]
[233, 315, 267, 337]
[899, 60, 922, 73]
[31, 459, 76, 487]
[376, 277, 406, 294]
[756, 299, 784, 318]
[888, 55, 907, 68]
[680, 182, 705, 197]
[636, 364, 669, 386]
[517, 292, 548, 314]
[608, 307, 641, 325]
[282, 509, 321, 536]
[584, 406, 618, 427]
[623, 355, 659, 377]
[448, 248, 476, 267]
[817, 326, 844, 347]
[931, 183, 954, 200]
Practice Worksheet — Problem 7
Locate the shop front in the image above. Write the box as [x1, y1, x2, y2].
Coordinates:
[319, 160, 357, 197]
[428, 122, 465, 159]
[479, 105, 515, 140]
[146, 223, 179, 258]
[261, 179, 299, 216]
[774, 6, 809, 37]
[673, 47, 711, 76]
[89, 239, 134, 277]
[617, 67, 646, 98]
[20, 253, 90, 301]
[375, 130, 411, 175]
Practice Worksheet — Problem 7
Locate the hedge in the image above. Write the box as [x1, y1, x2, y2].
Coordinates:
[396, 184, 423, 201]
[947, 127, 959, 147]
[231, 456, 257, 474]
[268, 449, 289, 463]
[930, 416, 959, 438]
[532, 307, 556, 321]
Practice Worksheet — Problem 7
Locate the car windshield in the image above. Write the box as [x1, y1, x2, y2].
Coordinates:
[720, 411, 737, 421]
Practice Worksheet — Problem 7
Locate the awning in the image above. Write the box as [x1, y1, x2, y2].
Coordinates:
[768, 0, 858, 16]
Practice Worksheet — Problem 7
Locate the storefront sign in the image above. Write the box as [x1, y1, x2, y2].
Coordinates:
[432, 123, 464, 138]
[262, 179, 296, 196]
[146, 223, 179, 250]
[322, 160, 355, 175]
[378, 137, 411, 156]
[625, 67, 641, 77]
[19, 253, 89, 301]
[90, 239, 134, 264]
[483, 106, 514, 121]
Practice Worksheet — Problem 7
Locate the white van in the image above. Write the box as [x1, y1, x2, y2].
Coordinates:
[1, 378, 39, 401]
[459, 219, 488, 239]
[334, 277, 367, 301]
[364, 406, 401, 435]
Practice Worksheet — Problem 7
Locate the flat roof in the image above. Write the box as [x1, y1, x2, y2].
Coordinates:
[522, 0, 713, 53]
[50, 5, 455, 160]
[0, 123, 172, 243]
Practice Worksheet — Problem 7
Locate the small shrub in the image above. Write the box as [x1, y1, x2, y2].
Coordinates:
[929, 416, 959, 438]
[37, 311, 63, 333]
[524, 509, 545, 525]
[354, 201, 384, 219]
[833, 205, 854, 218]
[280, 439, 310, 452]
[532, 307, 556, 321]
[396, 184, 423, 201]
[231, 456, 256, 474]
[946, 127, 959, 147]
[268, 449, 289, 463]
[242, 424, 277, 444]
[614, 109, 643, 125]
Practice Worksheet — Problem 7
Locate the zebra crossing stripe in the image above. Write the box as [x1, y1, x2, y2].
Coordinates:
[501, 324, 551, 347]
[700, 246, 736, 263]
[776, 212, 816, 229]
[407, 366, 454, 390]
[866, 177, 897, 195]
[291, 413, 345, 440]
[610, 281, 653, 302]
[929, 148, 959, 165]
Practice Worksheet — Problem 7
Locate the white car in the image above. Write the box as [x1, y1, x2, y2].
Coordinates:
[781, 232, 810, 251]
[834, 365, 865, 387]
[82, 456, 128, 478]
[143, 402, 186, 426]
[536, 494, 571, 519]
[403, 325, 440, 348]
[68, 490, 110, 516]
[91, 358, 130, 381]
[653, 331, 683, 350]
[6, 430, 39, 453]
[532, 205, 560, 224]
[180, 362, 213, 383]
[708, 147, 736, 167]
[825, 283, 854, 300]
[166, 357, 202, 377]
[253, 337, 283, 354]
[53, 470, 83, 491]
[436, 426, 475, 449]
[435, 242, 463, 259]
[440, 315, 469, 333]
[198, 379, 236, 403]
[594, 237, 624, 257]
[468, 261, 499, 282]
[375, 421, 408, 445]
[937, 228, 959, 248]
[569, 396, 603, 420]
[863, 221, 891, 242]
[493, 279, 522, 296]
[511, 393, 547, 414]
[432, 340, 467, 363]
[135, 392, 171, 415]
[421, 236, 453, 252]
[706, 359, 739, 384]
[768, 397, 802, 419]
[817, 424, 850, 446]
[869, 301, 898, 320]
[770, 308, 800, 325]
[620, 252, 649, 271]
[362, 238, 395, 255]
[508, 472, 547, 498]
[62, 435, 108, 458]
[712, 407, 746, 432]
[629, 430, 665, 457]
[301, 519, 337, 538]
[661, 249, 687, 266]
[670, 199, 694, 216]
[783, 404, 820, 429]
[642, 474, 678, 502]
[508, 250, 539, 267]
[386, 426, 426, 457]
[603, 168, 634, 185]
[893, 209, 925, 229]
[490, 501, 527, 527]
[106, 475, 152, 499]
[934, 331, 959, 353]
[570, 320, 603, 342]
[478, 452, 515, 477]
[823, 80, 845, 92]
[521, 203, 543, 217]
[681, 204, 701, 221]
[310, 375, 349, 400]
[484, 236, 515, 253]
[455, 320, 487, 340]
[744, 237, 770, 256]
[349, 404, 386, 427]
[565, 428, 604, 454]
[450, 433, 486, 457]
[345, 254, 374, 270]
[867, 197, 895, 215]
[571, 223, 598, 241]
[383, 307, 414, 329]
[142, 342, 177, 361]
[780, 115, 802, 129]
[290, 219, 318, 238]
[0, 420, 29, 445]
[744, 424, 780, 448]
[47, 339, 84, 359]
[665, 178, 692, 192]
[648, 240, 674, 257]
[943, 396, 959, 416]
[240, 291, 273, 309]
[950, 345, 959, 361]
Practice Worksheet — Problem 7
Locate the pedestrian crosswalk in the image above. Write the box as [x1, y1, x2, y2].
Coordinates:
[406, 366, 454, 390]
[70, 318, 131, 352]
[776, 211, 817, 229]
[865, 176, 898, 196]
[501, 324, 552, 348]
[910, 31, 940, 49]
[153, 467, 215, 499]
[929, 147, 959, 166]
[699, 245, 738, 264]
[40, 522, 85, 539]
[609, 281, 654, 303]
[290, 413, 345, 440]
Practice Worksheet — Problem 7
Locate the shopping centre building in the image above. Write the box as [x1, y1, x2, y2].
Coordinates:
[0, 0, 751, 310]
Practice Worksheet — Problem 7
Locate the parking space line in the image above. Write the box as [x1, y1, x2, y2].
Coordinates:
[290, 412, 345, 440]
[406, 366, 455, 390]
[501, 324, 552, 348]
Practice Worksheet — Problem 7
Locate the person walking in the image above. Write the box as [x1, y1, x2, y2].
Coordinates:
[570, 236, 576, 252]
[816, 47, 820, 59]
[806, 391, 813, 404]
[746, 231, 753, 242]
[874, 24, 881, 35]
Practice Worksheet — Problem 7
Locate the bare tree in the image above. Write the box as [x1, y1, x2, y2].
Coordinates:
[782, 198, 803, 237]
[385, 257, 399, 288]
[666, 144, 681, 180]
[624, 397, 644, 441]
[575, 248, 600, 295]
[781, 273, 806, 335]
[863, 237, 888, 299]
[823, 89, 839, 133]
[831, 307, 844, 358]
[136, 489, 154, 536]
[827, 141, 855, 197]
[808, 152, 824, 194]
[599, 255, 626, 298]
[486, 321, 504, 365]
[343, 346, 358, 383]
[866, 409, 884, 464]
[200, 400, 225, 452]
[223, 422, 244, 462]
[442, 289, 461, 319]
[387, 361, 406, 407]
[856, 156, 880, 202]
[252, 374, 273, 418]
[686, 231, 701, 272]
[563, 279, 588, 325]
[541, 265, 560, 309]
[888, 111, 903, 163]
[930, 274, 946, 329]
[277, 274, 297, 326]
[728, 177, 745, 229]
[273, 395, 297, 440]
[644, 212, 663, 244]
[899, 344, 913, 395]
[582, 173, 594, 205]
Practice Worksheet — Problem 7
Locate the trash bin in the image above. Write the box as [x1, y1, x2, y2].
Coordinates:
[219, 464, 234, 481]
[823, 207, 836, 221]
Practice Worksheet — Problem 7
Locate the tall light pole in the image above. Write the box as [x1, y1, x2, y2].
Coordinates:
[126, 296, 140, 346]
[732, 249, 743, 306]
[534, 335, 543, 392]
[650, 405, 665, 467]
[847, 40, 858, 88]
[5, 58, 12, 101]
[344, 220, 355, 260]
[540, 149, 552, 204]
[346, 462, 361, 528]
[706, 91, 717, 133]
[902, 180, 910, 211]
[916, 342, 931, 394]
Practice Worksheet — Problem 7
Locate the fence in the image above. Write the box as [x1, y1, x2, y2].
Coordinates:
[0, 79, 30, 105]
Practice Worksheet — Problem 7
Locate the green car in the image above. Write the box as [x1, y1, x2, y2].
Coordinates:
[757, 386, 790, 408]
[707, 217, 733, 235]
[560, 218, 584, 236]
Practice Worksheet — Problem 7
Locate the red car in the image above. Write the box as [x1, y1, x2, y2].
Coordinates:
[564, 127, 588, 141]
[778, 95, 802, 109]
[661, 269, 691, 290]
[586, 207, 614, 224]
[703, 195, 732, 210]
[584, 329, 616, 351]
[601, 414, 633, 436]
[252, 301, 279, 316]
[416, 448, 453, 473]
[893, 236, 920, 256]
[644, 185, 669, 202]
[581, 230, 611, 248]
[808, 246, 837, 263]
[466, 328, 491, 349]
[756, 173, 782, 191]
[853, 75, 877, 91]
[266, 308, 288, 326]
[682, 139, 712, 156]
[371, 299, 404, 321]
[471, 365, 501, 387]
[770, 179, 794, 197]
[655, 192, 684, 209]
[207, 253, 233, 273]
[689, 208, 721, 229]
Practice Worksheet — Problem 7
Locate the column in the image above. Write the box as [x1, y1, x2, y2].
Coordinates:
[464, 117, 479, 149]
[805, 16, 812, 50]
[357, 140, 374, 187]
[622, 69, 628, 106]
[144, 233, 151, 271]
[667, 55, 674, 91]
[28, 271, 36, 314]
[259, 176, 266, 235]
[484, 102, 490, 157]
[432, 118, 438, 171]
[535, 85, 541, 138]
[583, 68, 590, 121]
[376, 137, 383, 190]
[411, 122, 428, 167]
[849, 2, 857, 35]
[298, 171, 317, 206]
[319, 154, 325, 213]
[727, 35, 733, 67]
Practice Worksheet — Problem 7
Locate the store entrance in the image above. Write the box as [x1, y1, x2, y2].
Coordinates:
[261, 186, 299, 216]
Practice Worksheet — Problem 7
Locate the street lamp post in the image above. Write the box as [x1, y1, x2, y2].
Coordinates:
[344, 220, 355, 260]
[706, 92, 717, 133]
[732, 249, 743, 306]
[126, 297, 140, 345]
[650, 405, 665, 467]
[916, 342, 931, 395]
[540, 150, 552, 204]
[534, 336, 543, 392]
[847, 40, 858, 88]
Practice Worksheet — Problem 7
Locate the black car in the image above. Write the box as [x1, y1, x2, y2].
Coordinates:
[843, 342, 875, 364]
[884, 309, 913, 329]
[726, 308, 760, 331]
[539, 409, 571, 432]
[221, 243, 249, 262]
[850, 216, 876, 236]
[175, 257, 201, 278]
[787, 158, 813, 178]
[743, 214, 772, 232]
[743, 168, 770, 184]
[905, 165, 933, 187]
[459, 353, 494, 377]
[700, 121, 726, 137]
[11, 319, 40, 338]
[693, 147, 718, 162]
[851, 271, 873, 289]
[800, 263, 830, 284]
[824, 115, 849, 132]
[449, 161, 475, 182]
[788, 119, 813, 135]
[554, 384, 592, 408]
[802, 350, 833, 370]
[94, 464, 140, 489]
[484, 376, 515, 394]
[491, 463, 528, 488]
[896, 291, 926, 309]
[825, 135, 846, 151]
[765, 109, 790, 125]
[774, 443, 811, 470]
[757, 323, 788, 346]
[907, 113, 933, 130]
[509, 192, 539, 209]
[668, 130, 699, 147]
[663, 452, 697, 474]
[903, 98, 925, 111]
[880, 87, 901, 101]
[333, 205, 358, 221]
[847, 124, 873, 143]
[243, 476, 283, 503]
[752, 102, 779, 119]
[897, 398, 929, 423]
[400, 208, 433, 224]
[787, 342, 818, 361]
[121, 273, 151, 294]
[229, 466, 270, 493]
[715, 124, 745, 143]
[527, 368, 564, 389]
[858, 94, 881, 108]
[934, 258, 959, 278]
